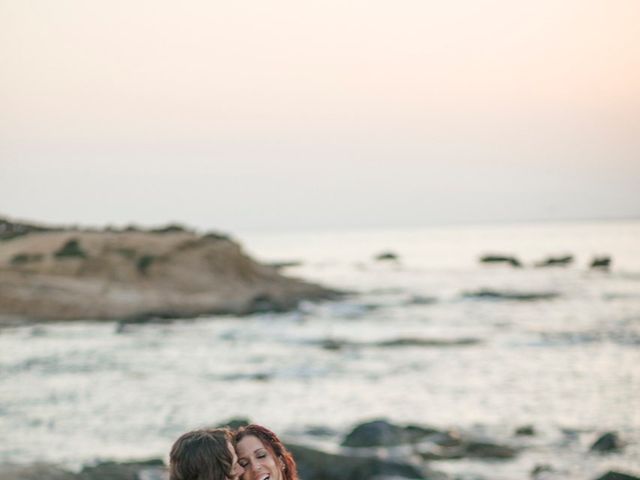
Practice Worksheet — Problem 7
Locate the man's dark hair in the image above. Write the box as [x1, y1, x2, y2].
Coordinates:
[169, 428, 233, 480]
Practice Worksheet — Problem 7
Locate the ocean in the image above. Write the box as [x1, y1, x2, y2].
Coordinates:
[1, 220, 639, 479]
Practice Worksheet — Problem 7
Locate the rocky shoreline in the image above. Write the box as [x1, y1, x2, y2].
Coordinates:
[0, 217, 338, 324]
[1, 419, 636, 480]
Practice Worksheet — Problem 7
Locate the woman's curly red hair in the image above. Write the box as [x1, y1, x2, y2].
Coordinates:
[234, 424, 299, 480]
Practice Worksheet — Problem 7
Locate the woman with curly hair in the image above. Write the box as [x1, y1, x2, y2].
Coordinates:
[234, 424, 299, 480]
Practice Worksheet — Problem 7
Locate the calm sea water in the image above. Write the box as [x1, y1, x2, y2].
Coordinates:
[1, 221, 639, 479]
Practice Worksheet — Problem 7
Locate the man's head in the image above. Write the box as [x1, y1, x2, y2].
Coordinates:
[169, 428, 244, 480]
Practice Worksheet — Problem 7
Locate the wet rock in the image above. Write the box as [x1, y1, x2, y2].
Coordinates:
[0, 464, 77, 480]
[515, 425, 535, 436]
[342, 420, 447, 448]
[534, 255, 573, 267]
[464, 440, 517, 458]
[594, 472, 640, 480]
[417, 436, 517, 461]
[375, 338, 480, 348]
[428, 431, 464, 447]
[463, 289, 559, 301]
[406, 295, 437, 306]
[304, 425, 339, 437]
[287, 443, 426, 480]
[590, 432, 623, 452]
[0, 460, 168, 480]
[267, 260, 303, 270]
[531, 464, 554, 478]
[77, 459, 166, 480]
[374, 251, 400, 262]
[320, 338, 350, 351]
[404, 425, 442, 441]
[342, 419, 411, 447]
[479, 254, 522, 267]
[590, 256, 612, 270]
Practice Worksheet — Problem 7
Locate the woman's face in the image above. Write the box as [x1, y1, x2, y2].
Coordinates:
[235, 435, 283, 480]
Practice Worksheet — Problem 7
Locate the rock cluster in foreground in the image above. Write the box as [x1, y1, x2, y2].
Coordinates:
[0, 217, 336, 324]
[2, 420, 634, 480]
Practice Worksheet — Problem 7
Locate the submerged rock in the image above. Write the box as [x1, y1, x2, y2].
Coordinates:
[287, 443, 427, 480]
[417, 438, 518, 461]
[515, 425, 536, 436]
[463, 289, 559, 301]
[374, 251, 400, 262]
[0, 464, 77, 480]
[77, 459, 166, 480]
[479, 254, 522, 268]
[318, 337, 480, 352]
[342, 419, 412, 447]
[590, 256, 612, 270]
[375, 337, 480, 348]
[0, 460, 167, 480]
[594, 472, 640, 480]
[464, 441, 517, 459]
[534, 255, 573, 267]
[590, 432, 623, 452]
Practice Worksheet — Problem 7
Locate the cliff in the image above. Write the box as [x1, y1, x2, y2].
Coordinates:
[0, 218, 335, 323]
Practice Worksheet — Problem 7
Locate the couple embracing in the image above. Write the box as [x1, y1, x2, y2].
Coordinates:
[170, 424, 298, 480]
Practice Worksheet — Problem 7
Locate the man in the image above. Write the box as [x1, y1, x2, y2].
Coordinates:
[169, 428, 245, 480]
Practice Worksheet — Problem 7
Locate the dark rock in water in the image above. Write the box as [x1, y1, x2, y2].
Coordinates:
[320, 338, 351, 351]
[404, 424, 442, 441]
[0, 461, 167, 480]
[531, 464, 554, 477]
[515, 425, 535, 436]
[427, 430, 463, 447]
[375, 251, 400, 262]
[479, 254, 522, 268]
[406, 295, 437, 306]
[464, 441, 517, 459]
[77, 459, 166, 480]
[375, 338, 480, 348]
[594, 471, 640, 480]
[342, 420, 443, 447]
[463, 289, 559, 301]
[342, 419, 411, 447]
[216, 417, 251, 430]
[417, 437, 517, 461]
[0, 464, 77, 480]
[590, 432, 623, 452]
[590, 256, 612, 270]
[287, 443, 426, 480]
[534, 255, 573, 267]
[304, 425, 339, 437]
[267, 260, 303, 270]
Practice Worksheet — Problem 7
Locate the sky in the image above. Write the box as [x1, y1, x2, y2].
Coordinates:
[1, 0, 639, 233]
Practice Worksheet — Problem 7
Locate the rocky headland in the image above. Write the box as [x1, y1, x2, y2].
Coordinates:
[0, 217, 337, 324]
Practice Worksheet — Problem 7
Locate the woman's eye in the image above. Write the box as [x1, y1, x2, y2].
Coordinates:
[257, 453, 266, 459]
